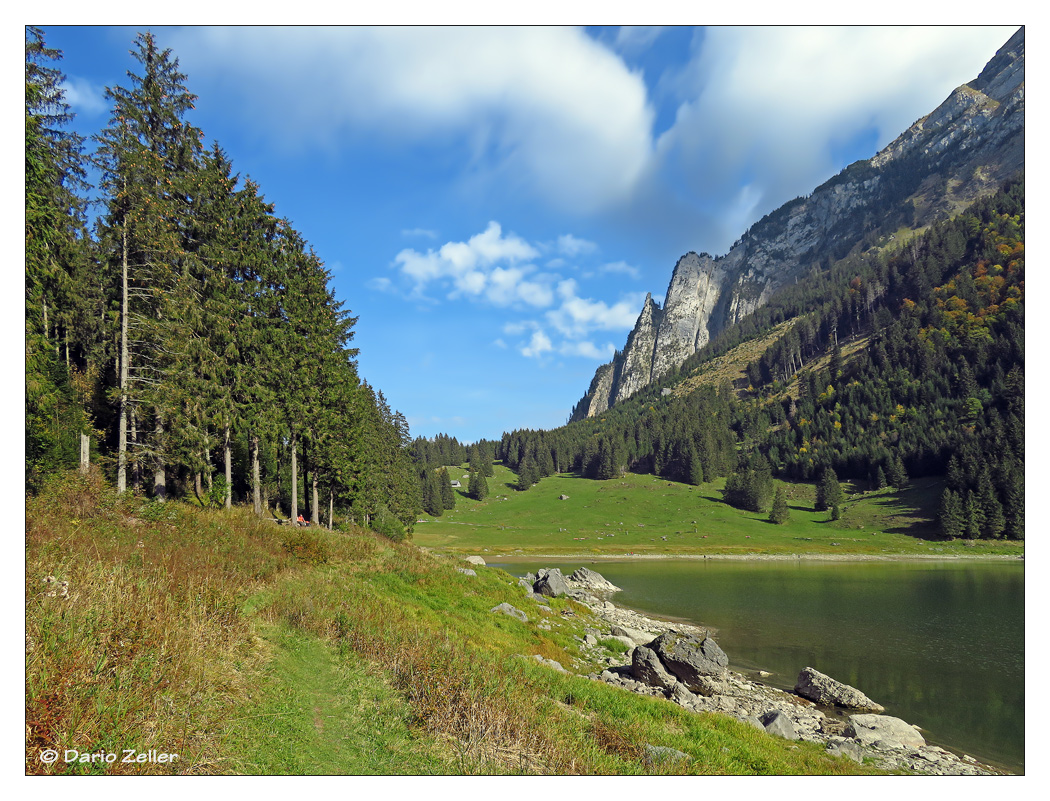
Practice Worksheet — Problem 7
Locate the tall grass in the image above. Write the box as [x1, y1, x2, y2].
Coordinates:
[26, 471, 878, 775]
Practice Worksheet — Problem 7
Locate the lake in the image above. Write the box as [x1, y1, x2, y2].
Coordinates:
[492, 557, 1024, 774]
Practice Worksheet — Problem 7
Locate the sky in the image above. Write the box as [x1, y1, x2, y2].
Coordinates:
[37, 21, 1019, 445]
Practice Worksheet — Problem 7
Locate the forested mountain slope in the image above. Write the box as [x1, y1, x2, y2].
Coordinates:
[571, 27, 1024, 421]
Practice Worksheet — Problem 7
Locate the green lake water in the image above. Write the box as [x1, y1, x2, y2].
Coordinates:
[492, 558, 1024, 774]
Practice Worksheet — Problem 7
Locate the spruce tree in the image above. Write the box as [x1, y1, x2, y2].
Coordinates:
[438, 467, 456, 510]
[769, 484, 790, 524]
[94, 31, 203, 495]
[938, 488, 965, 539]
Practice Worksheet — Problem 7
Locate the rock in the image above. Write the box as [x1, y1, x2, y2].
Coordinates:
[687, 675, 726, 698]
[826, 740, 865, 763]
[631, 645, 678, 690]
[559, 494, 569, 500]
[584, 634, 598, 646]
[567, 566, 621, 593]
[642, 744, 693, 767]
[534, 568, 569, 597]
[610, 624, 654, 645]
[523, 572, 536, 584]
[530, 654, 567, 672]
[743, 715, 765, 731]
[607, 635, 637, 651]
[456, 568, 477, 576]
[670, 683, 697, 707]
[760, 710, 799, 740]
[490, 603, 527, 622]
[464, 555, 486, 566]
[648, 632, 728, 692]
[795, 667, 885, 712]
[847, 714, 926, 749]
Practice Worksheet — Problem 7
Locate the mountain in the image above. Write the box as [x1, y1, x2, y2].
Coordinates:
[571, 27, 1024, 422]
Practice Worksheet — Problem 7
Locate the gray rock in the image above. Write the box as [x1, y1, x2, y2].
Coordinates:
[795, 666, 885, 712]
[670, 683, 697, 707]
[567, 566, 621, 592]
[743, 715, 766, 731]
[584, 634, 598, 646]
[847, 714, 926, 749]
[456, 568, 477, 576]
[760, 710, 799, 740]
[610, 624, 655, 645]
[464, 555, 486, 566]
[642, 744, 693, 767]
[531, 654, 567, 672]
[632, 645, 678, 690]
[534, 568, 569, 597]
[826, 740, 865, 763]
[648, 632, 729, 692]
[490, 603, 527, 622]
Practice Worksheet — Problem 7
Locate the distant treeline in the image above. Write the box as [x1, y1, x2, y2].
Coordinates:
[479, 176, 1023, 540]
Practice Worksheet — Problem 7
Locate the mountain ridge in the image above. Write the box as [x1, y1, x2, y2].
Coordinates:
[571, 26, 1024, 422]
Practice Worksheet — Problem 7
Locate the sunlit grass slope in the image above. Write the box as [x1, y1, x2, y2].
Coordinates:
[26, 471, 882, 775]
[414, 464, 1022, 558]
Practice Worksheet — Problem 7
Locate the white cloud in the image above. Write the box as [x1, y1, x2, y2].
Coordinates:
[171, 26, 655, 213]
[401, 228, 439, 239]
[559, 340, 616, 360]
[520, 329, 553, 358]
[646, 25, 1019, 253]
[556, 234, 598, 257]
[61, 76, 107, 116]
[599, 260, 641, 279]
[546, 279, 644, 338]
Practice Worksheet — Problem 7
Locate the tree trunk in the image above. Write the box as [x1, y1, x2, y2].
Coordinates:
[117, 227, 129, 494]
[251, 434, 262, 517]
[224, 425, 232, 509]
[311, 470, 319, 525]
[194, 471, 203, 503]
[153, 414, 166, 500]
[290, 430, 298, 523]
[130, 405, 142, 492]
[79, 433, 90, 475]
[328, 488, 334, 530]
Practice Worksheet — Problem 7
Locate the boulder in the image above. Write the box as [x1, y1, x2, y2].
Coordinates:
[794, 667, 885, 712]
[567, 567, 621, 593]
[847, 714, 926, 749]
[464, 555, 486, 566]
[642, 744, 693, 767]
[456, 568, 477, 576]
[610, 624, 655, 645]
[648, 633, 729, 692]
[760, 710, 799, 740]
[631, 645, 678, 690]
[490, 603, 528, 622]
[534, 568, 569, 597]
[826, 740, 865, 763]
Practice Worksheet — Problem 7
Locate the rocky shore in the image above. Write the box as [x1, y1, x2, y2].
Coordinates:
[500, 564, 1007, 776]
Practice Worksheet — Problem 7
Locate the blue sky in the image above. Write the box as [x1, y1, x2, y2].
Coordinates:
[40, 23, 1017, 444]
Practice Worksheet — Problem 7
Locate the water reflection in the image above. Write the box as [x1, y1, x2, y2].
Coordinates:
[494, 558, 1024, 773]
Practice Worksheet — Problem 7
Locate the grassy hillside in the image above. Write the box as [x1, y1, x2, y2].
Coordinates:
[414, 464, 1022, 558]
[27, 471, 884, 776]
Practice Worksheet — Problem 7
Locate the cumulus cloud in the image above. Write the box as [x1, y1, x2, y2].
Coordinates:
[546, 279, 645, 339]
[169, 26, 655, 213]
[521, 329, 553, 358]
[392, 221, 551, 306]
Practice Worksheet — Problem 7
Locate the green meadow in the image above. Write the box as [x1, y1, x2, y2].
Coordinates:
[413, 463, 1023, 559]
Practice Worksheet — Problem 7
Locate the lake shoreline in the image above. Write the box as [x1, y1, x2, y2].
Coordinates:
[484, 551, 1023, 563]
[543, 568, 1014, 776]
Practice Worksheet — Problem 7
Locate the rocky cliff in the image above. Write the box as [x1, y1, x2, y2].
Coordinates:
[570, 27, 1024, 422]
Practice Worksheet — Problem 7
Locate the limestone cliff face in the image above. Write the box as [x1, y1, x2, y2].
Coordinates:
[612, 293, 663, 405]
[569, 28, 1024, 422]
[650, 253, 723, 382]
